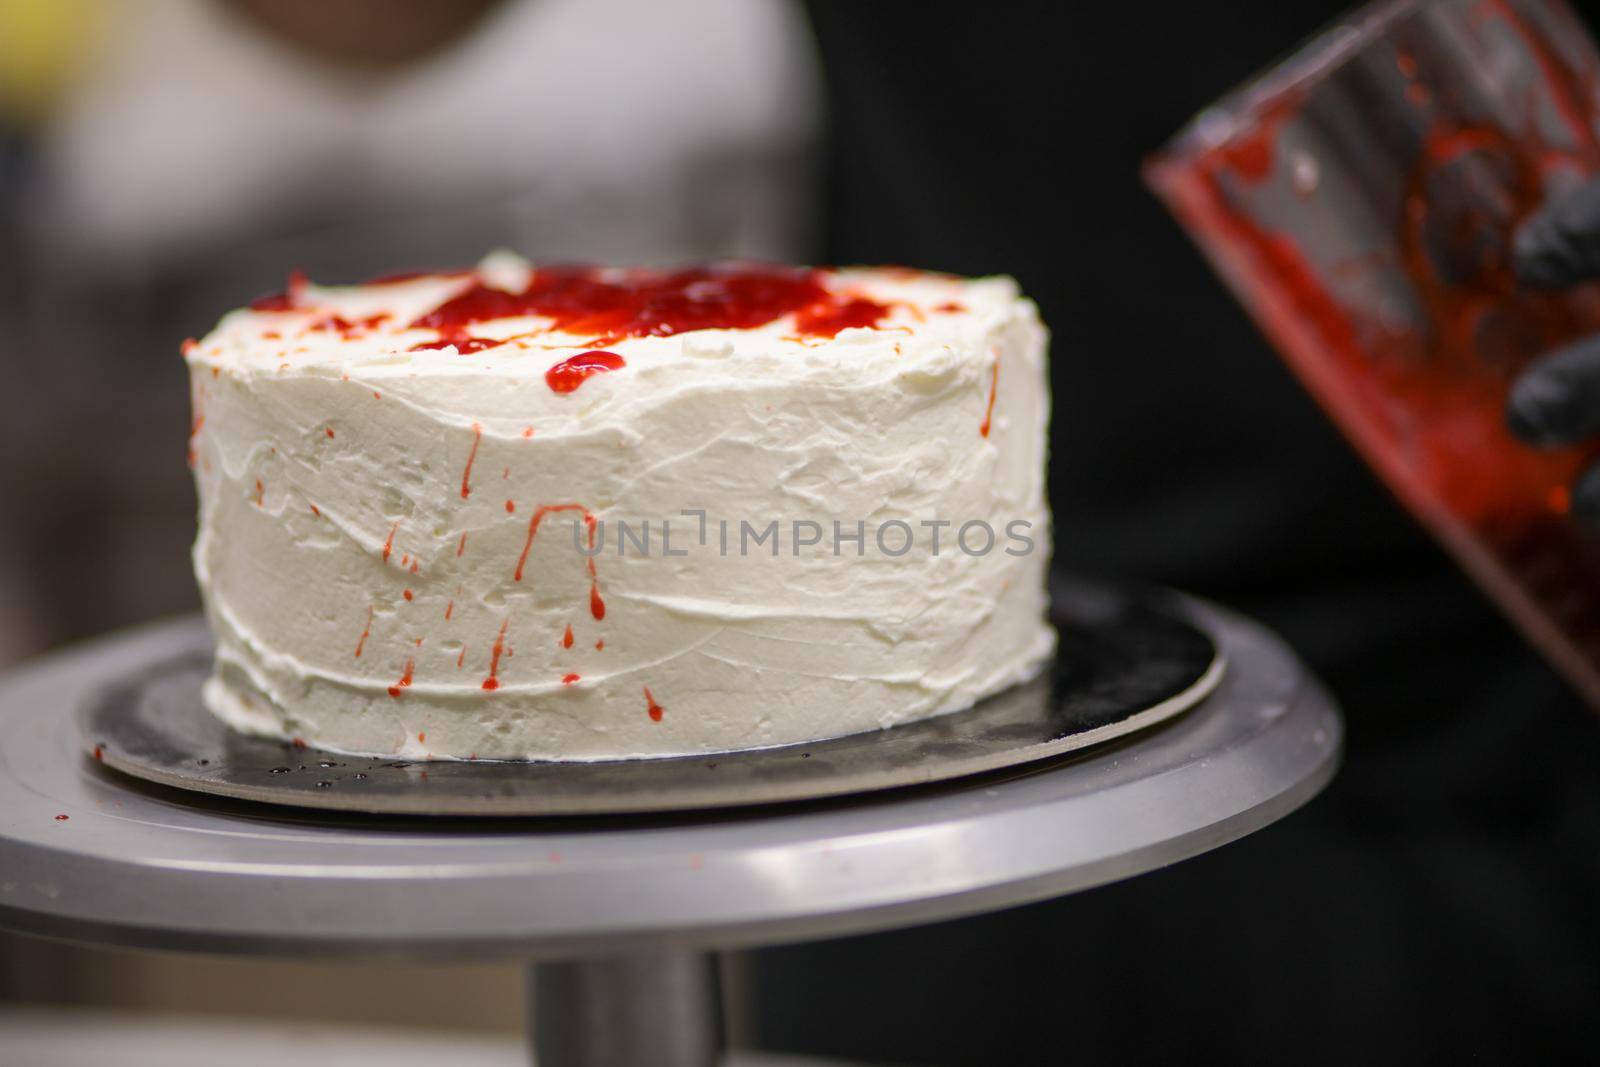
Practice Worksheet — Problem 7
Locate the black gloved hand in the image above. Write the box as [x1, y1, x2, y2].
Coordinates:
[1508, 177, 1600, 516]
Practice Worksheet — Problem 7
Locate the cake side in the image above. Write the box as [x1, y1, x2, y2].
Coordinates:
[185, 257, 1054, 760]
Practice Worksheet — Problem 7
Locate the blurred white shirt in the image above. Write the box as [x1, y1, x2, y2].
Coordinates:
[31, 0, 820, 271]
[0, 0, 820, 667]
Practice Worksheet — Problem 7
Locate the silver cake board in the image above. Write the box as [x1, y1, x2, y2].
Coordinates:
[76, 579, 1222, 817]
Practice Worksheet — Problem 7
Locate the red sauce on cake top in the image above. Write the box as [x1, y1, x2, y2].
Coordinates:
[411, 264, 889, 341]
[546, 350, 626, 393]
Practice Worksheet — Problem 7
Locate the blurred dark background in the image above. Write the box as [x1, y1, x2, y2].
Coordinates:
[750, 6, 1600, 1064]
[2, 0, 1598, 1063]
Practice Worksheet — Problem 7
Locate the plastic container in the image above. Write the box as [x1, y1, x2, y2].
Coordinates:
[1147, 0, 1600, 708]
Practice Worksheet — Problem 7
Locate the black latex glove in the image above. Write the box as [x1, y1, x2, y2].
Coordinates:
[1509, 177, 1600, 516]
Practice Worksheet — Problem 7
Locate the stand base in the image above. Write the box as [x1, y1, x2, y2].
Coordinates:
[0, 581, 1341, 1067]
[0, 583, 1338, 959]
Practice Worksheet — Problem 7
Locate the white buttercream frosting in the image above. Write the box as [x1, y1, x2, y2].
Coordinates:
[185, 254, 1054, 760]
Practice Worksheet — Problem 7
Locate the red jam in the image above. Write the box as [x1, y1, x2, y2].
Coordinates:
[546, 350, 626, 393]
[412, 264, 889, 342]
[411, 336, 502, 354]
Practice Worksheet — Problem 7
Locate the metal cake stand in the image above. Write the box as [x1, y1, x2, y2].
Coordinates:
[0, 586, 1341, 1066]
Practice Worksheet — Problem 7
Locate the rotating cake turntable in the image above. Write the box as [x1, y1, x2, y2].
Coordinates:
[0, 576, 1341, 1066]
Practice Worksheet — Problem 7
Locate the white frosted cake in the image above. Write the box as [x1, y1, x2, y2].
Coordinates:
[184, 254, 1054, 760]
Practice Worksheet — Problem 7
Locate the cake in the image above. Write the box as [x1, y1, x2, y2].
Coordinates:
[183, 254, 1054, 760]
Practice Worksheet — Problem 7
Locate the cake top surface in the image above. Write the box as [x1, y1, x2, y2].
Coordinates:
[184, 253, 1034, 432]
[190, 254, 1021, 367]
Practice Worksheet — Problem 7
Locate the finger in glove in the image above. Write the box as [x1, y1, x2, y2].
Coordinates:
[1514, 175, 1600, 288]
[1507, 333, 1600, 446]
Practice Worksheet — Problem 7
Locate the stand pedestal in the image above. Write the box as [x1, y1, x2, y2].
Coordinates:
[532, 952, 724, 1067]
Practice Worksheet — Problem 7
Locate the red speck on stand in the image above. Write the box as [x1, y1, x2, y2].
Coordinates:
[644, 686, 664, 722]
[561, 623, 574, 648]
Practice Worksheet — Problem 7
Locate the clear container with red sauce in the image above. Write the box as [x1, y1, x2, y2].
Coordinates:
[1146, 0, 1600, 709]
